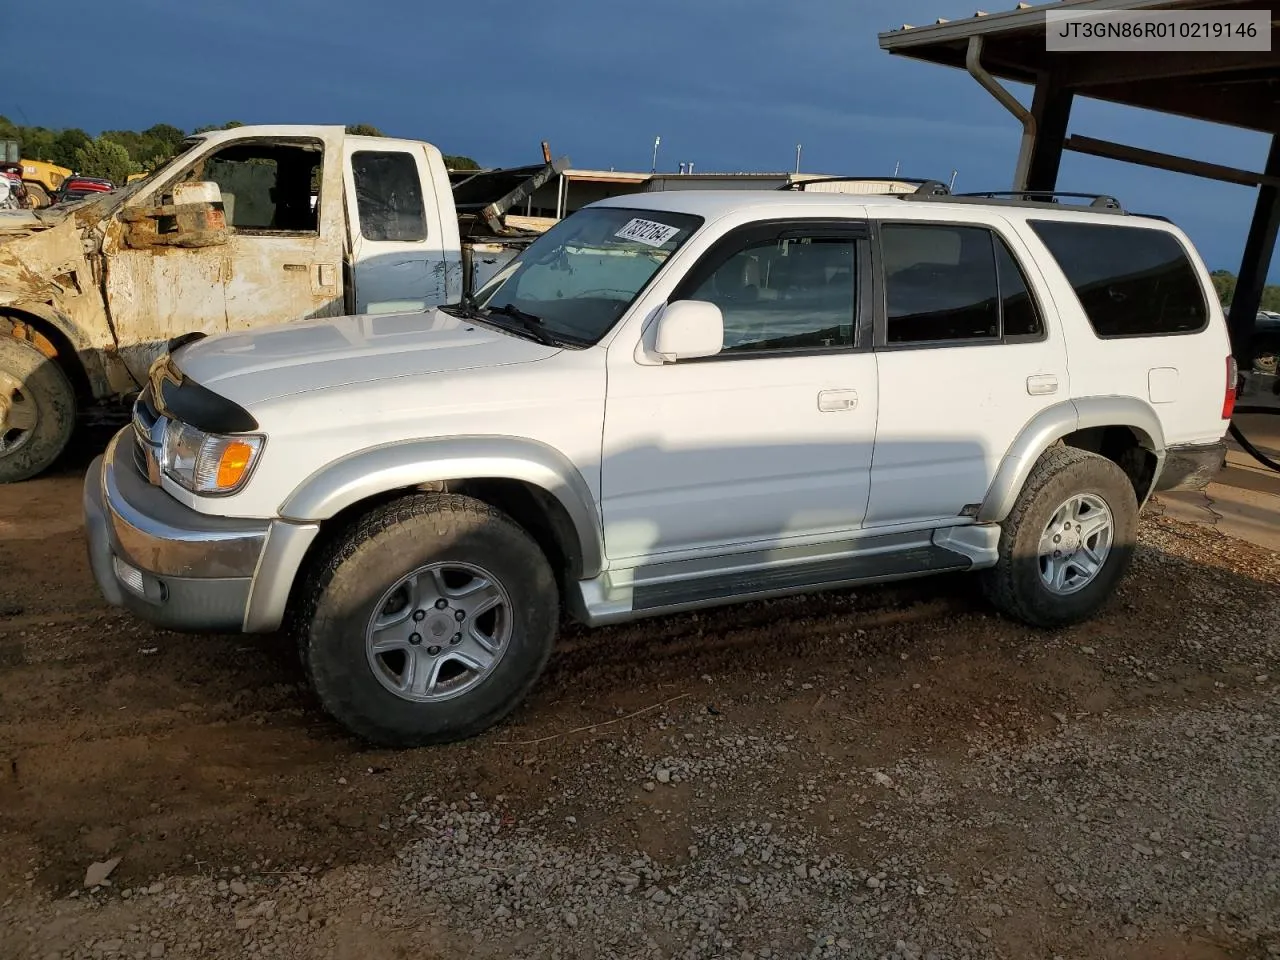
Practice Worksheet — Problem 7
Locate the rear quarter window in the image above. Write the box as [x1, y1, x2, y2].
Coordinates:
[1028, 220, 1208, 338]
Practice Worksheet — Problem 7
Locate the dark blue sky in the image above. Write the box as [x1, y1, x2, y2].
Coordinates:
[9, 0, 1274, 279]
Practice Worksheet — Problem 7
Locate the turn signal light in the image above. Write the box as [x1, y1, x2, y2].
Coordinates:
[215, 440, 256, 489]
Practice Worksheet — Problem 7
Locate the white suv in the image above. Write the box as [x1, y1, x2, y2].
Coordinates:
[83, 188, 1235, 746]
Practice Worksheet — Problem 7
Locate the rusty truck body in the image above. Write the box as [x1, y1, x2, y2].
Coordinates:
[0, 124, 564, 482]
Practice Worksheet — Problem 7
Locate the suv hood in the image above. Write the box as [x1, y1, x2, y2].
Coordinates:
[171, 308, 561, 407]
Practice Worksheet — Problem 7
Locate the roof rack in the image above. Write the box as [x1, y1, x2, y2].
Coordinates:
[778, 176, 951, 196]
[952, 190, 1124, 210]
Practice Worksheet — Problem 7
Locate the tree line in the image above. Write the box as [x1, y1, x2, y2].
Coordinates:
[0, 118, 480, 185]
[1209, 270, 1280, 313]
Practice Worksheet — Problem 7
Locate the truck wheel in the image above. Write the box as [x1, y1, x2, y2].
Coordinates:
[299, 492, 559, 747]
[981, 446, 1138, 629]
[0, 337, 77, 484]
[25, 183, 50, 208]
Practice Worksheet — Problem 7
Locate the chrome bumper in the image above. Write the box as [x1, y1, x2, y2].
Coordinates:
[83, 428, 317, 633]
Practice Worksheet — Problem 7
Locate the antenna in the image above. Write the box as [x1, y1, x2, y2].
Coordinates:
[949, 169, 958, 191]
[893, 159, 901, 178]
[651, 136, 661, 174]
[795, 144, 802, 175]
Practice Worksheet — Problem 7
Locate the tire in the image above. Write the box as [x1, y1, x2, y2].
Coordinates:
[0, 337, 77, 484]
[25, 183, 50, 208]
[299, 492, 559, 747]
[981, 446, 1138, 629]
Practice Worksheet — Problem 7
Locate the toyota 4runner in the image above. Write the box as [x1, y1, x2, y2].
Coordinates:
[83, 187, 1235, 747]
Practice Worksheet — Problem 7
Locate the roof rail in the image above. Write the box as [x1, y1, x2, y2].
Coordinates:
[952, 190, 1125, 211]
[778, 176, 950, 196]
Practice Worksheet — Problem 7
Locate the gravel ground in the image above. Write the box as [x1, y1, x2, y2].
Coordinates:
[2, 462, 1279, 960]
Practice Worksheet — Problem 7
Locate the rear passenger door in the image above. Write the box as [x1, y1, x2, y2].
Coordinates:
[865, 216, 1069, 527]
[344, 143, 449, 314]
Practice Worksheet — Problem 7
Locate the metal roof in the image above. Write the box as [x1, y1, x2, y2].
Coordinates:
[878, 0, 1280, 133]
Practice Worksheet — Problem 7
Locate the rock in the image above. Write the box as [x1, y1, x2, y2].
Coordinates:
[563, 911, 578, 928]
[98, 939, 124, 954]
[229, 880, 248, 896]
[866, 876, 881, 889]
[794, 863, 808, 879]
[643, 782, 656, 793]
[656, 769, 671, 784]
[1132, 843, 1154, 857]
[235, 917, 256, 931]
[977, 927, 993, 939]
[150, 944, 165, 959]
[84, 857, 122, 889]
[873, 772, 894, 789]
[369, 886, 384, 899]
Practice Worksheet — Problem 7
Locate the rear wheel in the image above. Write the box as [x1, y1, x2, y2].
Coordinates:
[982, 446, 1138, 628]
[299, 493, 559, 747]
[0, 337, 76, 484]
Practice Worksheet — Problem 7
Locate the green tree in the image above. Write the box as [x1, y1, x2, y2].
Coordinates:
[346, 123, 385, 137]
[73, 136, 136, 185]
[442, 154, 480, 170]
[1210, 269, 1237, 306]
[50, 129, 90, 169]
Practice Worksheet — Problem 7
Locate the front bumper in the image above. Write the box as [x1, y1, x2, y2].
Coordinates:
[83, 427, 317, 633]
[1154, 440, 1229, 493]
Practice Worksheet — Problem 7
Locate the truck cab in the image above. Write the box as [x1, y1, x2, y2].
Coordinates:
[0, 125, 562, 483]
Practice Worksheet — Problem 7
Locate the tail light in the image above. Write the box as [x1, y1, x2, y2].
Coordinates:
[1222, 355, 1239, 420]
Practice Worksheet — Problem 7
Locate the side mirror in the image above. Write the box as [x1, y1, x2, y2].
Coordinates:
[121, 180, 229, 249]
[653, 300, 723, 362]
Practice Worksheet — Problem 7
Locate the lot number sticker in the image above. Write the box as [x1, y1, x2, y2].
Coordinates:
[614, 218, 681, 247]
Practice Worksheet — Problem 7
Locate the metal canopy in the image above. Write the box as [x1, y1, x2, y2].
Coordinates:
[879, 0, 1280, 134]
[877, 0, 1280, 368]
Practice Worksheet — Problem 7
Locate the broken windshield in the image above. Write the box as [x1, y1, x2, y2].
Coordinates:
[472, 206, 703, 345]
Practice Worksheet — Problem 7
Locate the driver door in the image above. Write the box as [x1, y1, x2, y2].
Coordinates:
[104, 131, 347, 383]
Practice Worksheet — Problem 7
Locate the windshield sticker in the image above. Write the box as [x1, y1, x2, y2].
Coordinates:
[614, 218, 682, 248]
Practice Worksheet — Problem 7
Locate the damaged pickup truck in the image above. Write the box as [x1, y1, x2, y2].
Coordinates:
[0, 124, 564, 483]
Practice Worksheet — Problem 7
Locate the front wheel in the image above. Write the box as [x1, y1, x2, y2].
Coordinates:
[982, 446, 1138, 628]
[0, 336, 77, 484]
[299, 493, 559, 747]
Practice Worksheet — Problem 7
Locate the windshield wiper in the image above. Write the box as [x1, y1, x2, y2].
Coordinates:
[484, 303, 561, 346]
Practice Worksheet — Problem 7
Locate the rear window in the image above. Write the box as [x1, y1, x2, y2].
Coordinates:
[1028, 220, 1208, 338]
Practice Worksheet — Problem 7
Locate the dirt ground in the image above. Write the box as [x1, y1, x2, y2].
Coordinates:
[1, 438, 1279, 960]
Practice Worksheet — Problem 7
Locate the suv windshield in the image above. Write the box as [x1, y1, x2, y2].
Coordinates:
[469, 206, 703, 345]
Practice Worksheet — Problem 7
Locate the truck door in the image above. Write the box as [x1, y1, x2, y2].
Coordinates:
[343, 141, 450, 313]
[103, 131, 348, 382]
[212, 133, 347, 331]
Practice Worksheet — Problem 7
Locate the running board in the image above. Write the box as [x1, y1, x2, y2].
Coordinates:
[570, 529, 988, 627]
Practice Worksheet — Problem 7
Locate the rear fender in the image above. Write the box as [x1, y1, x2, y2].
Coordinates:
[978, 397, 1166, 523]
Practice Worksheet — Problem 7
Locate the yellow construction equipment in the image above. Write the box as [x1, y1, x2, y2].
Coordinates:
[0, 139, 72, 207]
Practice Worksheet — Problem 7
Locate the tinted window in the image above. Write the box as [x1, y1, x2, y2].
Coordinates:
[1029, 220, 1207, 337]
[352, 150, 428, 242]
[689, 235, 856, 354]
[994, 234, 1043, 338]
[882, 224, 1000, 343]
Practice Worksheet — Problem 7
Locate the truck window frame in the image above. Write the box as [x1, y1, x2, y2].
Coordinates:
[870, 218, 1049, 352]
[1027, 218, 1211, 341]
[158, 136, 326, 239]
[666, 217, 874, 362]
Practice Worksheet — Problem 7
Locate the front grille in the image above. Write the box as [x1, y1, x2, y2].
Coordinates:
[131, 386, 165, 485]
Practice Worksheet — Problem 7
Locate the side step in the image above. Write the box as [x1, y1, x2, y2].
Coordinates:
[633, 543, 970, 611]
[569, 528, 993, 627]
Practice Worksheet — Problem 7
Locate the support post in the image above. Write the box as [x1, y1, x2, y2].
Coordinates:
[1228, 135, 1280, 370]
[1025, 79, 1074, 193]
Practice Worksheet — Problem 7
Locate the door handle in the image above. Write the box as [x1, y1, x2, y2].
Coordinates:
[1026, 374, 1058, 396]
[818, 389, 858, 412]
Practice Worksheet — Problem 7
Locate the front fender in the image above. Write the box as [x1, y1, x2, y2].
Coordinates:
[978, 397, 1166, 523]
[278, 435, 605, 579]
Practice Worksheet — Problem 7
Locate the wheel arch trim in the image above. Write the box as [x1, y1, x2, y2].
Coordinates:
[278, 435, 605, 579]
[978, 397, 1166, 523]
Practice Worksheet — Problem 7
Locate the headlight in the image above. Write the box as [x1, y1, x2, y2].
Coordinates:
[161, 421, 264, 495]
